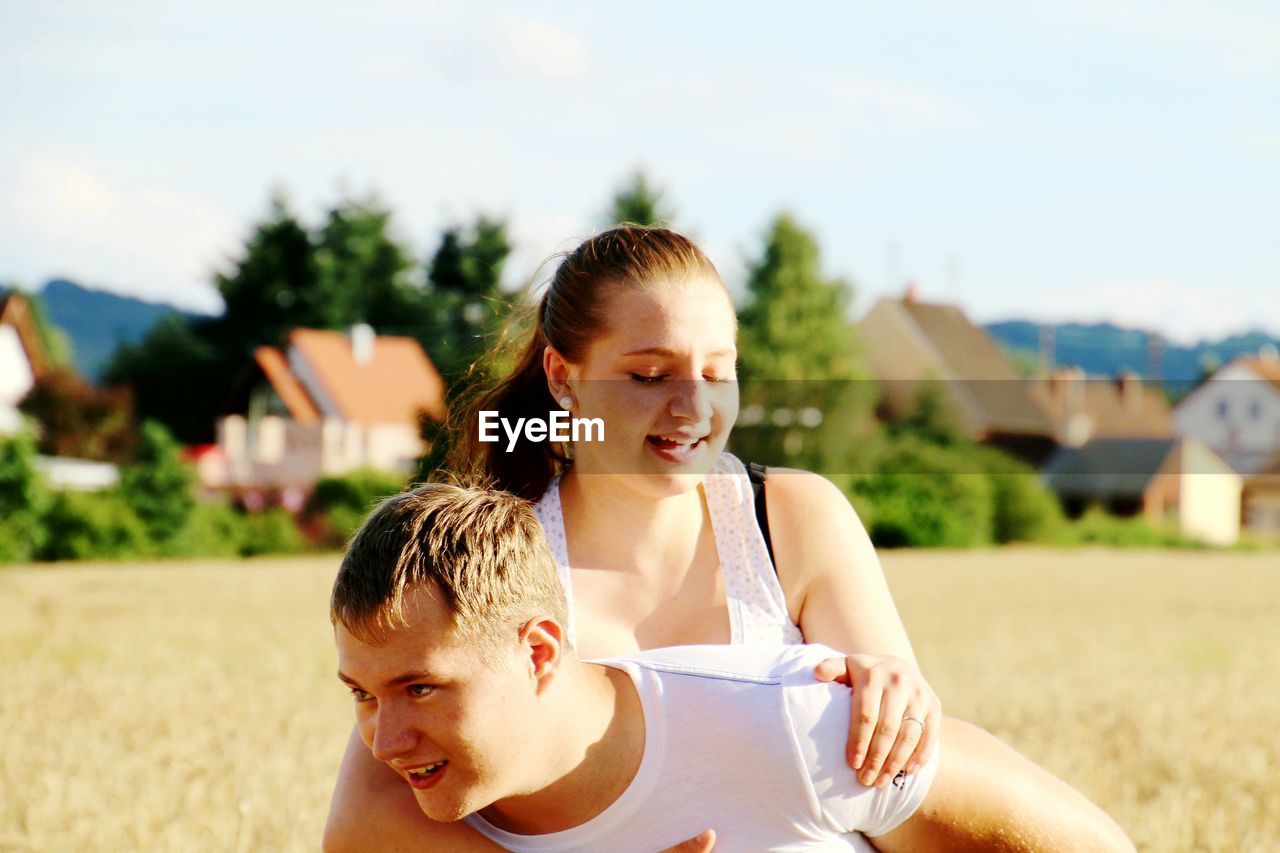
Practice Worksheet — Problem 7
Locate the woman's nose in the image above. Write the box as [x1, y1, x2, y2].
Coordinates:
[669, 379, 713, 423]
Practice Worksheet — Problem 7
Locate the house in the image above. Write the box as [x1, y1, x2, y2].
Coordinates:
[0, 292, 50, 435]
[1042, 437, 1241, 545]
[1030, 368, 1174, 448]
[1172, 346, 1280, 534]
[857, 289, 1057, 464]
[217, 324, 446, 495]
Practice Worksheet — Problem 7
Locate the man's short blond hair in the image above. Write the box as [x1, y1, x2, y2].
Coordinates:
[330, 482, 569, 652]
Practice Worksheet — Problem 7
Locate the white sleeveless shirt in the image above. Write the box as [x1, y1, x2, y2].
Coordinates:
[534, 452, 805, 647]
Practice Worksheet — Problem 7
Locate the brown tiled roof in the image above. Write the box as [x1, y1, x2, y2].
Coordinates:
[289, 329, 446, 425]
[0, 292, 51, 379]
[1031, 377, 1173, 439]
[253, 346, 320, 425]
[897, 300, 1055, 435]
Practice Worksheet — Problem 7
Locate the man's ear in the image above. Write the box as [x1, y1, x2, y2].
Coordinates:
[518, 616, 566, 694]
[542, 346, 577, 407]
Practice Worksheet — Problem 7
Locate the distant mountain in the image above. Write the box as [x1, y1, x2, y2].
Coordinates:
[985, 319, 1280, 384]
[38, 279, 213, 379]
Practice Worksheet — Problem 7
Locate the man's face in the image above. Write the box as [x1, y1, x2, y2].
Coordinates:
[335, 587, 534, 822]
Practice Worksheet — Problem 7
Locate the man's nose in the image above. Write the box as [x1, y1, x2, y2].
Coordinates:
[670, 379, 713, 423]
[369, 705, 419, 763]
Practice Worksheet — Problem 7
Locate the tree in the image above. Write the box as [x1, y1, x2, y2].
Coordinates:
[604, 170, 673, 227]
[119, 421, 196, 546]
[213, 193, 322, 353]
[314, 196, 420, 332]
[731, 214, 872, 473]
[421, 215, 513, 383]
[19, 368, 137, 463]
[103, 313, 227, 444]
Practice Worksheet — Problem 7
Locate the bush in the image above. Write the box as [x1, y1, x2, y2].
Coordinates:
[1057, 508, 1205, 549]
[165, 502, 246, 558]
[972, 447, 1064, 544]
[119, 421, 196, 545]
[0, 432, 46, 562]
[848, 437, 994, 548]
[307, 468, 406, 545]
[239, 508, 306, 557]
[38, 491, 150, 561]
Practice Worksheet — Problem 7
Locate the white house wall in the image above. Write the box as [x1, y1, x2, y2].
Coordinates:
[1174, 362, 1280, 463]
[1176, 441, 1241, 546]
[0, 324, 34, 408]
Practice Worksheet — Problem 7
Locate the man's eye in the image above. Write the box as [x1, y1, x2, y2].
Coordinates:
[408, 684, 436, 698]
[629, 373, 666, 384]
[349, 688, 372, 702]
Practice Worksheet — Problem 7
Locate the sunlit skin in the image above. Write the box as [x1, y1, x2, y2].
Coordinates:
[334, 586, 644, 835]
[545, 275, 740, 500]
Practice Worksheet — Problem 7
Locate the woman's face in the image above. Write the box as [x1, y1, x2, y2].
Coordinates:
[551, 274, 740, 497]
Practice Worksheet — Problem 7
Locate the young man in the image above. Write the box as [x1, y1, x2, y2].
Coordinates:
[331, 483, 941, 851]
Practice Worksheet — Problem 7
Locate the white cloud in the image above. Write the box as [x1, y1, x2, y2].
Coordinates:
[499, 15, 590, 79]
[9, 157, 236, 311]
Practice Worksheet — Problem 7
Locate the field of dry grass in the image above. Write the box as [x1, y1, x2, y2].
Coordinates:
[1, 549, 1276, 851]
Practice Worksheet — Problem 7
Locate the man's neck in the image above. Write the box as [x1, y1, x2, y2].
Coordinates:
[478, 661, 646, 835]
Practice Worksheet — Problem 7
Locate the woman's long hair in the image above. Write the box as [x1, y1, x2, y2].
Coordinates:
[446, 226, 721, 500]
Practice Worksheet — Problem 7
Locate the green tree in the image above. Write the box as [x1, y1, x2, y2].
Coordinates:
[314, 196, 421, 331]
[214, 193, 322, 352]
[604, 170, 673, 227]
[421, 215, 513, 383]
[731, 214, 872, 473]
[119, 421, 196, 547]
[103, 313, 226, 443]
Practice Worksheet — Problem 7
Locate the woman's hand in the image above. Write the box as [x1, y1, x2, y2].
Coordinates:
[814, 654, 941, 788]
[660, 829, 715, 852]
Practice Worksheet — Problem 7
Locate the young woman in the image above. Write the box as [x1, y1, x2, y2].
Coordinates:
[325, 227, 1131, 851]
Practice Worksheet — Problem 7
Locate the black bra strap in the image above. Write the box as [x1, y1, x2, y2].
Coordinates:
[746, 462, 777, 574]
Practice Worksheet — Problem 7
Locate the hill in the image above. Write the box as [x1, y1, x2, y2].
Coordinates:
[38, 279, 212, 379]
[985, 319, 1280, 383]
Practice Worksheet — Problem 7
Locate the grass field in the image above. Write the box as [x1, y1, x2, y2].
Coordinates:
[1, 549, 1277, 851]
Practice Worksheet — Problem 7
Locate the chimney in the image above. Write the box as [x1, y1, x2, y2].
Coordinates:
[1050, 366, 1089, 444]
[903, 281, 919, 304]
[1115, 370, 1143, 418]
[350, 323, 375, 366]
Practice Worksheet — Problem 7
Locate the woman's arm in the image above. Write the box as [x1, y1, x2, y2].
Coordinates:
[765, 469, 1133, 852]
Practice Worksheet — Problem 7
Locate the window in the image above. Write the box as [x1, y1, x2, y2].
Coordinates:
[1216, 399, 1229, 420]
[1249, 400, 1262, 420]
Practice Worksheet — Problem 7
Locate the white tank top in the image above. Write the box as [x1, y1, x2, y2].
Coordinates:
[534, 452, 805, 647]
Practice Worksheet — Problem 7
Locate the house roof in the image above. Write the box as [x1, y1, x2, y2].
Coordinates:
[0, 292, 50, 379]
[894, 299, 1055, 435]
[1042, 437, 1177, 499]
[1030, 375, 1173, 439]
[287, 328, 446, 425]
[253, 346, 321, 425]
[1237, 355, 1280, 392]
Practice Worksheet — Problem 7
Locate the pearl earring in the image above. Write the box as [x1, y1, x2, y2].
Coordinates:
[560, 396, 573, 409]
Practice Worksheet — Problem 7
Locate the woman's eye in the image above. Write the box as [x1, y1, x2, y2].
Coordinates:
[705, 375, 735, 384]
[629, 373, 666, 384]
[408, 684, 436, 698]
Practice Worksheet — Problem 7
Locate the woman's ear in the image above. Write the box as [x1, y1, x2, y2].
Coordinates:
[519, 616, 567, 694]
[543, 346, 576, 409]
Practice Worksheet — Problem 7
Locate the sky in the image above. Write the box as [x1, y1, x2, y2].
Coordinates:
[2, 0, 1277, 343]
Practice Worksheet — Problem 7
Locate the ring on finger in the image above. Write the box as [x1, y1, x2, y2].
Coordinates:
[902, 715, 925, 733]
